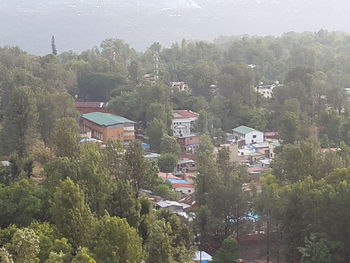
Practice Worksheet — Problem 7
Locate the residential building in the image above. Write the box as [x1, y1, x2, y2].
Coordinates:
[215, 143, 239, 163]
[171, 82, 190, 92]
[264, 131, 279, 140]
[75, 102, 112, 114]
[232, 125, 264, 145]
[176, 158, 196, 173]
[255, 82, 283, 99]
[158, 171, 196, 195]
[238, 146, 265, 164]
[269, 140, 281, 159]
[81, 112, 135, 143]
[251, 142, 270, 158]
[177, 134, 199, 152]
[144, 152, 160, 161]
[171, 110, 199, 137]
[155, 200, 190, 214]
[172, 182, 195, 195]
[256, 84, 274, 98]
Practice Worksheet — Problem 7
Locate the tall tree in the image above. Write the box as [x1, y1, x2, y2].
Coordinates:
[71, 247, 96, 263]
[160, 135, 181, 155]
[212, 237, 239, 263]
[158, 153, 178, 173]
[146, 220, 174, 263]
[77, 143, 114, 216]
[0, 86, 38, 156]
[7, 228, 40, 263]
[124, 141, 158, 195]
[51, 117, 80, 158]
[147, 118, 166, 152]
[0, 247, 13, 263]
[51, 36, 58, 56]
[50, 178, 94, 248]
[109, 181, 141, 228]
[89, 215, 143, 263]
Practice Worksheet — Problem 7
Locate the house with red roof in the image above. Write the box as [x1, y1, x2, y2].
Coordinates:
[171, 110, 199, 137]
[158, 172, 195, 195]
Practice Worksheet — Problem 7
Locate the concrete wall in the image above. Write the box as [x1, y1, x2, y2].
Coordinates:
[245, 131, 264, 144]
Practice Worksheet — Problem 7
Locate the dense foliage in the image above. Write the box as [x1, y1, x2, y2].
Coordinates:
[3, 30, 350, 262]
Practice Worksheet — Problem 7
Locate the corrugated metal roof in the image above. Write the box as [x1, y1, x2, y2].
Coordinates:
[232, 125, 258, 135]
[168, 179, 192, 184]
[82, 112, 134, 126]
[173, 110, 199, 119]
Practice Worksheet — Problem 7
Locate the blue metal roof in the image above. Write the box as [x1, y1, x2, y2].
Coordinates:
[167, 179, 192, 184]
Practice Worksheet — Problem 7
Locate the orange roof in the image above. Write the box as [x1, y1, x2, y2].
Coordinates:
[158, 172, 179, 180]
[173, 110, 199, 119]
[173, 183, 194, 189]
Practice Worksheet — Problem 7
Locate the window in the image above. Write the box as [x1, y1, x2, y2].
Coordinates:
[253, 135, 257, 138]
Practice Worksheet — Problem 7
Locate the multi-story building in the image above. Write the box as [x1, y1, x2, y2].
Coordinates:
[171, 110, 199, 137]
[232, 125, 264, 145]
[81, 112, 135, 143]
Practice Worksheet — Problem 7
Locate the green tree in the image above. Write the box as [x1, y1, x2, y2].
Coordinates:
[51, 117, 80, 158]
[43, 157, 78, 193]
[160, 135, 181, 155]
[71, 247, 96, 263]
[124, 141, 158, 195]
[298, 233, 333, 263]
[29, 222, 56, 262]
[45, 252, 65, 263]
[108, 91, 140, 121]
[0, 247, 13, 263]
[212, 237, 239, 263]
[50, 178, 94, 248]
[147, 118, 166, 152]
[158, 153, 178, 173]
[48, 238, 73, 263]
[279, 111, 300, 144]
[109, 181, 141, 228]
[156, 209, 194, 262]
[0, 86, 38, 156]
[248, 108, 267, 131]
[89, 215, 143, 263]
[0, 180, 48, 228]
[37, 92, 78, 147]
[146, 220, 174, 263]
[103, 140, 125, 179]
[7, 228, 40, 263]
[77, 143, 114, 216]
[78, 72, 126, 101]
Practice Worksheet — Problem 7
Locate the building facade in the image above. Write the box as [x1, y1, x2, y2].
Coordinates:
[232, 125, 264, 145]
[81, 112, 135, 142]
[171, 110, 199, 137]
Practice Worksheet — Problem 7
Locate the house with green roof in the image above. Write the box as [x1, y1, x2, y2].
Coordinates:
[81, 112, 135, 142]
[232, 125, 264, 145]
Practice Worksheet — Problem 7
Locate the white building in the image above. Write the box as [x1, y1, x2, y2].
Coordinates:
[232, 125, 264, 145]
[171, 110, 199, 137]
[255, 81, 283, 99]
[171, 82, 190, 92]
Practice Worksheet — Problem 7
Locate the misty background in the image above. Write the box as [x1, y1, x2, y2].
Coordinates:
[1, 0, 350, 55]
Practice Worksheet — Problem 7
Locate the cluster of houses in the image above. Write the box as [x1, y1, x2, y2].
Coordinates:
[76, 99, 280, 197]
[74, 86, 281, 262]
